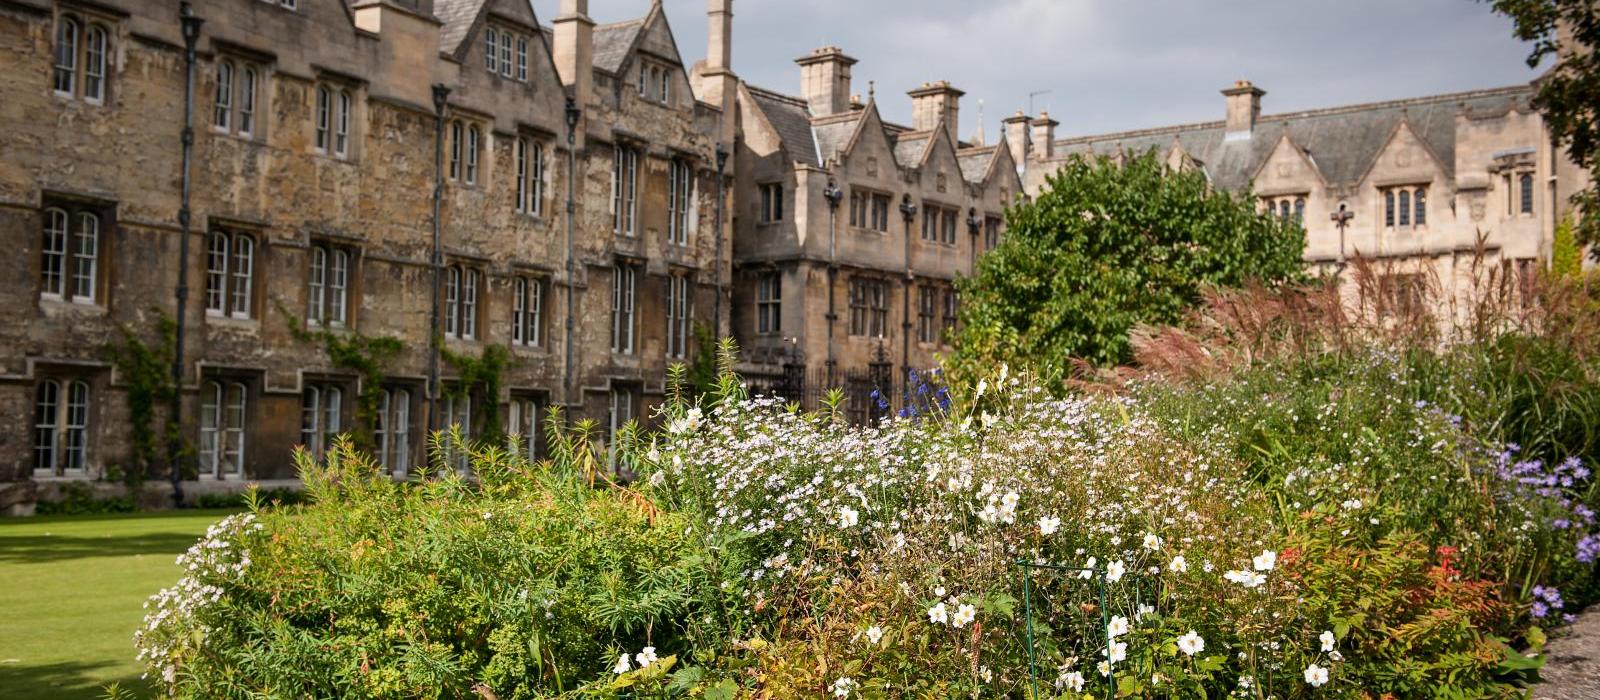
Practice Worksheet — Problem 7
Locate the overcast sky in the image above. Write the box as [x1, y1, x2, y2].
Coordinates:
[533, 0, 1541, 141]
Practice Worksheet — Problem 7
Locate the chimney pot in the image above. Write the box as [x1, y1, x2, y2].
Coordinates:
[1222, 80, 1266, 140]
[795, 46, 858, 117]
[908, 80, 965, 145]
[1031, 112, 1059, 161]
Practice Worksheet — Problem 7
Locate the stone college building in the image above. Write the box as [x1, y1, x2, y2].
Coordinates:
[0, 0, 1587, 511]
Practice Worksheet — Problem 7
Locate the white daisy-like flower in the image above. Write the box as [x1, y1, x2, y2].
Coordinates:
[1079, 557, 1098, 580]
[1143, 532, 1162, 550]
[634, 646, 658, 667]
[864, 625, 884, 645]
[838, 506, 859, 529]
[934, 585, 947, 598]
[1107, 615, 1130, 638]
[1063, 671, 1085, 692]
[1106, 641, 1127, 663]
[832, 676, 855, 698]
[951, 603, 977, 628]
[1320, 630, 1335, 652]
[1039, 515, 1061, 536]
[612, 653, 631, 674]
[1253, 550, 1277, 571]
[1098, 660, 1112, 677]
[1304, 663, 1329, 687]
[1169, 555, 1188, 573]
[1177, 630, 1205, 656]
[1106, 559, 1126, 583]
[928, 602, 949, 625]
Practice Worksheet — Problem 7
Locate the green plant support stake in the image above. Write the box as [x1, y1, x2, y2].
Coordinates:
[1021, 558, 1039, 700]
[1015, 560, 1113, 700]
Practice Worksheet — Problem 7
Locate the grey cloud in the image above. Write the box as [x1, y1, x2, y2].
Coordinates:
[537, 0, 1538, 140]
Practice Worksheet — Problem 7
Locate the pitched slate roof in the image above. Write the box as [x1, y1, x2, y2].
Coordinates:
[892, 133, 930, 169]
[812, 117, 861, 164]
[1053, 85, 1533, 192]
[957, 148, 996, 184]
[594, 18, 645, 74]
[434, 0, 487, 55]
[748, 87, 820, 168]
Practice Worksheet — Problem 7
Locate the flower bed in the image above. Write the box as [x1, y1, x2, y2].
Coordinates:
[135, 347, 1597, 698]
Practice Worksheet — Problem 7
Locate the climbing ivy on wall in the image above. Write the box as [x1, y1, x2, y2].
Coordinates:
[276, 300, 403, 450]
[102, 310, 179, 487]
[442, 343, 512, 447]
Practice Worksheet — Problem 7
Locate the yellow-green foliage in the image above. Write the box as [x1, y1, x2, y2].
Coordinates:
[1553, 216, 1583, 279]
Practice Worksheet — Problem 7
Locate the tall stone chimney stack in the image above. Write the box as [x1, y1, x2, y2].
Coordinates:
[1031, 112, 1058, 161]
[703, 0, 737, 143]
[796, 46, 857, 117]
[1222, 80, 1265, 141]
[1003, 110, 1032, 169]
[553, 0, 594, 108]
[908, 80, 964, 145]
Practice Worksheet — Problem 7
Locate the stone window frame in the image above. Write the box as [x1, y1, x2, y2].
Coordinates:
[916, 283, 938, 344]
[610, 262, 638, 355]
[505, 393, 544, 461]
[440, 387, 475, 473]
[758, 182, 784, 225]
[198, 377, 250, 479]
[755, 270, 781, 336]
[204, 228, 257, 320]
[920, 201, 959, 245]
[312, 77, 359, 160]
[848, 276, 890, 338]
[608, 383, 638, 445]
[635, 58, 674, 106]
[983, 214, 1002, 251]
[612, 143, 641, 236]
[39, 195, 114, 308]
[485, 25, 532, 82]
[1379, 185, 1429, 231]
[299, 380, 345, 462]
[306, 241, 356, 328]
[667, 159, 694, 245]
[1260, 195, 1308, 225]
[849, 188, 892, 234]
[52, 8, 114, 105]
[515, 135, 546, 217]
[211, 54, 264, 140]
[940, 287, 958, 344]
[374, 385, 416, 478]
[510, 274, 544, 348]
[665, 271, 692, 360]
[32, 372, 100, 480]
[444, 262, 484, 342]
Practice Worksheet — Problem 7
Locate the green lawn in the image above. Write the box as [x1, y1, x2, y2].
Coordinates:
[0, 510, 237, 700]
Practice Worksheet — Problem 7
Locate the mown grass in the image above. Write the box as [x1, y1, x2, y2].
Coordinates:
[0, 509, 238, 700]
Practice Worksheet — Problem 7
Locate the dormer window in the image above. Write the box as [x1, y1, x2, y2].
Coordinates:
[1381, 186, 1428, 230]
[637, 60, 672, 105]
[486, 26, 532, 83]
[1261, 196, 1306, 224]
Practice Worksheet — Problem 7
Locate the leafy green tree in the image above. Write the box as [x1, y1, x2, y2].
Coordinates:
[950, 150, 1304, 387]
[1488, 0, 1599, 256]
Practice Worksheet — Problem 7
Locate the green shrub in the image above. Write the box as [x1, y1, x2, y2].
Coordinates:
[135, 431, 734, 700]
[36, 482, 136, 516]
[139, 326, 1600, 698]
